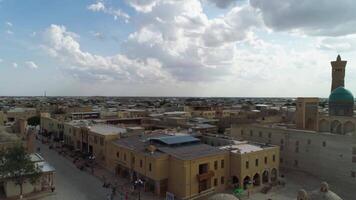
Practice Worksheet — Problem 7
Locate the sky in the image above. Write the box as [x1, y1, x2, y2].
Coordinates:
[1, 0, 356, 97]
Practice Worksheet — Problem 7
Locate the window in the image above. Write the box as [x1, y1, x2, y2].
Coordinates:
[322, 141, 326, 147]
[221, 160, 225, 169]
[280, 139, 284, 144]
[250, 130, 253, 136]
[124, 154, 126, 161]
[280, 145, 284, 151]
[353, 147, 356, 155]
[280, 158, 283, 163]
[268, 133, 272, 138]
[255, 159, 259, 167]
[246, 161, 249, 169]
[100, 137, 104, 146]
[294, 160, 298, 167]
[94, 136, 98, 144]
[352, 157, 356, 163]
[220, 176, 225, 184]
[295, 141, 299, 146]
[149, 163, 152, 171]
[214, 178, 218, 186]
[241, 130, 244, 135]
[295, 147, 299, 153]
[259, 131, 262, 137]
[352, 171, 356, 178]
[307, 139, 311, 145]
[273, 155, 276, 162]
[116, 152, 119, 158]
[132, 157, 135, 164]
[264, 156, 267, 164]
[214, 161, 218, 170]
[140, 160, 143, 168]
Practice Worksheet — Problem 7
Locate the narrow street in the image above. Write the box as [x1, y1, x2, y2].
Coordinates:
[36, 141, 111, 200]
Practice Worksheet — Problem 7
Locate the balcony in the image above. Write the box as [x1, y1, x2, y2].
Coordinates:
[196, 171, 214, 181]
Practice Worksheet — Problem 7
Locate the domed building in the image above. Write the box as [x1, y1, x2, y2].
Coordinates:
[297, 182, 343, 200]
[317, 56, 356, 135]
[328, 87, 354, 117]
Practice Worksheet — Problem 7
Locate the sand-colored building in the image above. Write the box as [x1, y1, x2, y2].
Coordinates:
[220, 141, 279, 190]
[106, 134, 230, 199]
[105, 133, 280, 199]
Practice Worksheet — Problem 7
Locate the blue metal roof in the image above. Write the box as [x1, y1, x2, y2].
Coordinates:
[150, 135, 200, 145]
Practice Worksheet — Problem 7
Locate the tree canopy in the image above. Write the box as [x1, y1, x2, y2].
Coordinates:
[0, 144, 41, 196]
[27, 116, 40, 126]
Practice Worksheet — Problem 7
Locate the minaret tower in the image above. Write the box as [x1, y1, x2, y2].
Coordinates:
[331, 55, 347, 92]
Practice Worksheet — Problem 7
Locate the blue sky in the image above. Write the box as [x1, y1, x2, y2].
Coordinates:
[1, 0, 356, 97]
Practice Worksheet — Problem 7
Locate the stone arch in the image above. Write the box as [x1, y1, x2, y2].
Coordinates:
[262, 170, 269, 184]
[344, 121, 355, 135]
[319, 119, 330, 132]
[271, 168, 278, 182]
[253, 173, 261, 186]
[330, 120, 342, 134]
[243, 176, 251, 189]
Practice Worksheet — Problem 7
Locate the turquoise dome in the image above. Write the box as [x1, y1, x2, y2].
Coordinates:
[329, 87, 354, 103]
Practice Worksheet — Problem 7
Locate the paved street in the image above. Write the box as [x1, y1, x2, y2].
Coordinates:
[36, 141, 111, 200]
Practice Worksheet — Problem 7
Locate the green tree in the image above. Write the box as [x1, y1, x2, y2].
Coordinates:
[27, 116, 40, 126]
[0, 145, 41, 198]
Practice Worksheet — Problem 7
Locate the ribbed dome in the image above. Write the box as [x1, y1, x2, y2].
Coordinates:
[329, 87, 354, 103]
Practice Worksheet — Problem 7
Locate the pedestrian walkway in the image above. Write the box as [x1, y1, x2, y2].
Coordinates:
[37, 139, 162, 200]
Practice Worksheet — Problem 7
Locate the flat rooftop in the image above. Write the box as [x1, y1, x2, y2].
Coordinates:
[113, 133, 227, 160]
[158, 143, 227, 160]
[89, 124, 126, 135]
[220, 141, 276, 154]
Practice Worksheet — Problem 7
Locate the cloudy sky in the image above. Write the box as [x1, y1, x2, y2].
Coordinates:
[1, 0, 356, 97]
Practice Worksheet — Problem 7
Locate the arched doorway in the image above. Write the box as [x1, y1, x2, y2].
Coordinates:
[262, 170, 269, 184]
[271, 168, 278, 182]
[243, 176, 251, 189]
[253, 173, 260, 186]
[331, 120, 342, 134]
[344, 121, 355, 135]
[319, 119, 330, 132]
[232, 176, 240, 188]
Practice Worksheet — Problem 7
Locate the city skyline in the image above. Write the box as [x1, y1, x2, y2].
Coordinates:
[2, 0, 356, 97]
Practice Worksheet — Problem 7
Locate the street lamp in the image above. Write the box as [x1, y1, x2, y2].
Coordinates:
[134, 179, 144, 200]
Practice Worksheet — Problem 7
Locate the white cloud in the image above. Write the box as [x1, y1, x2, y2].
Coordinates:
[0, 58, 3, 63]
[43, 24, 171, 83]
[316, 34, 356, 52]
[123, 0, 260, 81]
[87, 1, 130, 22]
[41, 0, 352, 97]
[5, 30, 13, 34]
[12, 62, 18, 68]
[90, 31, 105, 40]
[124, 0, 158, 13]
[87, 1, 105, 12]
[25, 61, 39, 69]
[5, 21, 12, 27]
